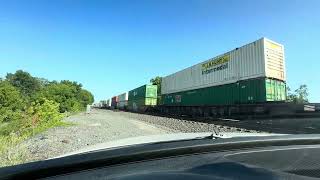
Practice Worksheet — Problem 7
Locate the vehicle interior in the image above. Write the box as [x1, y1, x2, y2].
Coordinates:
[1, 135, 320, 179]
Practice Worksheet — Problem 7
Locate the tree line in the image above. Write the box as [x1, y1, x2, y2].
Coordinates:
[0, 70, 94, 163]
[1, 70, 94, 123]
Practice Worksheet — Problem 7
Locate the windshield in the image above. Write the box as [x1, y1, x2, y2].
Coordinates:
[0, 0, 319, 168]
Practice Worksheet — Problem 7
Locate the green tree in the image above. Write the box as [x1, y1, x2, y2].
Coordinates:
[294, 84, 309, 103]
[286, 87, 296, 102]
[6, 70, 41, 98]
[36, 78, 50, 88]
[287, 85, 309, 103]
[39, 83, 77, 112]
[0, 81, 24, 122]
[150, 76, 162, 94]
[38, 81, 93, 112]
[78, 89, 94, 107]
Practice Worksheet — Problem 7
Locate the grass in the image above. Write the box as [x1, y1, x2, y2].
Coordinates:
[0, 116, 75, 167]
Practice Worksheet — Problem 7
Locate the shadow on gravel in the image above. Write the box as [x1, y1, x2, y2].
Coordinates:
[210, 118, 320, 134]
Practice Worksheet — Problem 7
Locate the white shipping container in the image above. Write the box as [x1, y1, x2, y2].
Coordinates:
[107, 99, 111, 107]
[161, 37, 285, 95]
[118, 92, 128, 108]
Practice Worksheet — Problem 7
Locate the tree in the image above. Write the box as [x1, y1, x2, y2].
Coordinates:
[39, 83, 78, 112]
[286, 87, 296, 102]
[150, 76, 162, 94]
[36, 77, 50, 88]
[38, 81, 94, 112]
[294, 85, 309, 103]
[0, 81, 25, 122]
[78, 89, 94, 107]
[287, 85, 309, 104]
[6, 70, 41, 98]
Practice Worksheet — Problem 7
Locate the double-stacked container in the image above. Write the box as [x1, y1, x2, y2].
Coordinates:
[128, 85, 157, 112]
[111, 96, 118, 109]
[118, 92, 128, 110]
[161, 37, 286, 106]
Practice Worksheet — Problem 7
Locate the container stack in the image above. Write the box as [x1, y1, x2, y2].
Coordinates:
[128, 85, 157, 112]
[118, 92, 128, 110]
[161, 37, 286, 106]
[111, 96, 118, 109]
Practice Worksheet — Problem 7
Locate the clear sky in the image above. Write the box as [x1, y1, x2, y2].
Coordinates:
[0, 0, 319, 102]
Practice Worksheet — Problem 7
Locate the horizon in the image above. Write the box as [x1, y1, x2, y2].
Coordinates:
[0, 0, 319, 102]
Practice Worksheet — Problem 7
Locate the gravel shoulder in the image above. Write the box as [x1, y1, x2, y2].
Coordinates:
[10, 109, 262, 165]
[18, 109, 171, 163]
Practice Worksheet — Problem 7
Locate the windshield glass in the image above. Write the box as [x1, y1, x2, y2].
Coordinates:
[0, 0, 319, 168]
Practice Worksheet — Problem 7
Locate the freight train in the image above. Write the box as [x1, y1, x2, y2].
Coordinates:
[99, 38, 319, 118]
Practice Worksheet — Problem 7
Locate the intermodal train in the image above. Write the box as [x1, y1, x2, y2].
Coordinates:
[99, 38, 319, 118]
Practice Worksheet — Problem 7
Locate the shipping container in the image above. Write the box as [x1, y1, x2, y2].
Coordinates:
[118, 92, 128, 109]
[127, 85, 157, 111]
[111, 96, 118, 109]
[100, 100, 107, 108]
[161, 77, 286, 106]
[161, 38, 285, 95]
[107, 99, 111, 107]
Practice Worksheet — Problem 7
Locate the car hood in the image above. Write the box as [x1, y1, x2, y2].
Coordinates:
[54, 132, 283, 159]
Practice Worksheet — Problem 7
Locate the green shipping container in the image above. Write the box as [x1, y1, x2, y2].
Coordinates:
[128, 84, 157, 111]
[161, 78, 286, 106]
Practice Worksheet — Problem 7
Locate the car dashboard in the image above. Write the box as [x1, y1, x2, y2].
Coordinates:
[2, 135, 320, 180]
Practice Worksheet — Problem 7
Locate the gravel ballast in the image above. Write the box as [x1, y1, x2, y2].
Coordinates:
[118, 111, 261, 134]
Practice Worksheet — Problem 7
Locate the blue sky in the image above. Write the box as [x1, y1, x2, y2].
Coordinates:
[0, 0, 319, 102]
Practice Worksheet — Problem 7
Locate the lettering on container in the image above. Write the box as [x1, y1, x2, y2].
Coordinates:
[266, 41, 282, 51]
[201, 54, 230, 75]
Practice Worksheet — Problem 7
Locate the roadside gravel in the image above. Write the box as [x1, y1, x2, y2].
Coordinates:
[7, 109, 261, 166]
[16, 109, 170, 163]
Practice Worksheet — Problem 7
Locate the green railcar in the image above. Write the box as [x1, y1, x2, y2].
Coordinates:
[128, 84, 157, 111]
[161, 77, 286, 106]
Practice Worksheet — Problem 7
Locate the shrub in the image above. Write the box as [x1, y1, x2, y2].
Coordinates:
[26, 98, 64, 132]
[0, 81, 25, 123]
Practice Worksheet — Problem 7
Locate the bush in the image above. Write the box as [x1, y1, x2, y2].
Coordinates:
[0, 70, 94, 166]
[0, 81, 25, 123]
[0, 98, 64, 137]
[28, 98, 64, 126]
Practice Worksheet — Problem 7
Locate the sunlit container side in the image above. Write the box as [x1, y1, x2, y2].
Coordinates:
[106, 99, 111, 108]
[100, 100, 107, 108]
[161, 37, 285, 95]
[118, 92, 128, 110]
[128, 85, 157, 112]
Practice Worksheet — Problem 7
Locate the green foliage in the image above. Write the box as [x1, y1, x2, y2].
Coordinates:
[150, 76, 162, 94]
[78, 89, 94, 108]
[0, 70, 94, 166]
[38, 81, 94, 112]
[287, 85, 309, 103]
[0, 81, 25, 122]
[6, 70, 41, 98]
[0, 98, 67, 166]
[3, 70, 94, 113]
[29, 99, 64, 126]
